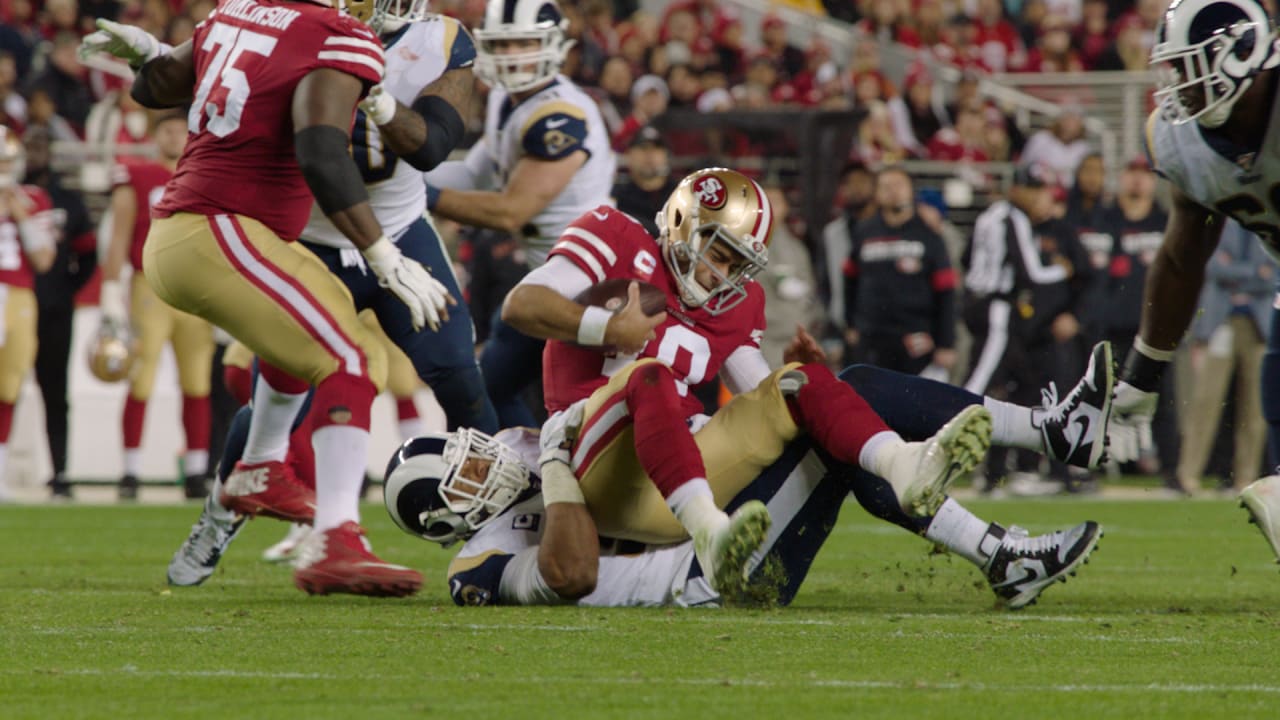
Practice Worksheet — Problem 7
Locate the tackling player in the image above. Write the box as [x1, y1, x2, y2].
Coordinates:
[98, 110, 215, 502]
[78, 0, 452, 596]
[500, 167, 1106, 596]
[0, 126, 55, 502]
[1109, 0, 1280, 562]
[425, 0, 617, 429]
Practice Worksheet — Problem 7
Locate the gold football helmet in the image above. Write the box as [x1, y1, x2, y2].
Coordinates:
[87, 320, 136, 383]
[339, 0, 426, 33]
[657, 168, 773, 315]
[0, 125, 25, 189]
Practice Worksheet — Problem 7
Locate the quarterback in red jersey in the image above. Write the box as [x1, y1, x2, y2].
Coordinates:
[503, 167, 993, 596]
[99, 111, 215, 502]
[0, 126, 56, 501]
[79, 0, 455, 597]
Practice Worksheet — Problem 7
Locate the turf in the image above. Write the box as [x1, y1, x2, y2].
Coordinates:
[2, 498, 1277, 719]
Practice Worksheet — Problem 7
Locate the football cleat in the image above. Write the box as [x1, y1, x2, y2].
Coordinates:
[118, 474, 139, 501]
[219, 460, 316, 524]
[983, 521, 1101, 610]
[167, 494, 246, 586]
[1035, 341, 1114, 469]
[183, 471, 210, 500]
[693, 500, 772, 597]
[885, 405, 992, 517]
[1239, 475, 1280, 564]
[262, 523, 313, 564]
[293, 521, 422, 597]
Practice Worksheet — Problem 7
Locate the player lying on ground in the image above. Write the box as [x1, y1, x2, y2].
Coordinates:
[383, 363, 1103, 608]
[498, 167, 1108, 595]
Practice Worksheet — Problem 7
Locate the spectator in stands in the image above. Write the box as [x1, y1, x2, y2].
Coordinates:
[937, 12, 986, 71]
[0, 0, 39, 78]
[661, 0, 734, 44]
[666, 63, 701, 108]
[945, 70, 982, 125]
[761, 183, 824, 366]
[927, 102, 989, 163]
[166, 13, 196, 46]
[0, 52, 26, 132]
[24, 88, 76, 141]
[844, 166, 958, 376]
[662, 6, 713, 72]
[760, 12, 807, 79]
[1023, 13, 1085, 72]
[1017, 0, 1048, 50]
[1019, 104, 1091, 188]
[710, 13, 746, 81]
[908, 0, 949, 51]
[856, 0, 919, 46]
[611, 126, 675, 237]
[1075, 0, 1112, 69]
[823, 161, 877, 358]
[888, 64, 944, 157]
[982, 106, 1014, 163]
[594, 56, 633, 138]
[84, 84, 151, 160]
[24, 31, 91, 131]
[1095, 15, 1151, 72]
[973, 0, 1027, 72]
[853, 101, 908, 167]
[1063, 153, 1115, 346]
[39, 0, 83, 40]
[612, 73, 667, 151]
[23, 124, 95, 500]
[1177, 220, 1275, 495]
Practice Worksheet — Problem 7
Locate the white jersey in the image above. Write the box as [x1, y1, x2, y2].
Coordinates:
[446, 427, 716, 608]
[427, 75, 616, 267]
[302, 15, 474, 248]
[1146, 99, 1280, 260]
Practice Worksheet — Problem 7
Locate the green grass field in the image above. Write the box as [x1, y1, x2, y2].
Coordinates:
[3, 497, 1277, 719]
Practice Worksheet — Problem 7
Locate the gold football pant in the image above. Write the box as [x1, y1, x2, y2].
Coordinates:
[128, 273, 214, 401]
[0, 284, 36, 404]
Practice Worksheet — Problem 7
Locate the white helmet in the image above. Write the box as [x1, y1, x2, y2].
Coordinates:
[383, 430, 531, 547]
[474, 0, 573, 93]
[1151, 0, 1280, 127]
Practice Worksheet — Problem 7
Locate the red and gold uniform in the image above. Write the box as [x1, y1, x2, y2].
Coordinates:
[0, 185, 54, 449]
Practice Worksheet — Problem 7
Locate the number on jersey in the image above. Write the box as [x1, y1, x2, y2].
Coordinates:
[189, 23, 278, 137]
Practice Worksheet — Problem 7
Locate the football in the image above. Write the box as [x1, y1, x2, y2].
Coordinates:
[572, 277, 668, 317]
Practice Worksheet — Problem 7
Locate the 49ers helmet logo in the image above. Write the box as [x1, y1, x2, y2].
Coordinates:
[692, 175, 727, 209]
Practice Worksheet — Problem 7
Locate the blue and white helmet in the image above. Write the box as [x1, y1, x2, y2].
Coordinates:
[384, 430, 531, 547]
[1151, 0, 1280, 127]
[474, 0, 574, 93]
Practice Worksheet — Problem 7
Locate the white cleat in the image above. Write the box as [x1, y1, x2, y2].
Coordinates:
[167, 494, 246, 586]
[1240, 476, 1280, 564]
[885, 405, 993, 517]
[693, 500, 772, 598]
[262, 522, 313, 564]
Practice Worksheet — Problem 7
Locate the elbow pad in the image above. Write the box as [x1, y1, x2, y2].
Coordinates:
[401, 95, 465, 171]
[294, 125, 370, 215]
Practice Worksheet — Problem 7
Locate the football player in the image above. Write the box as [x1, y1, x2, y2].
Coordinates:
[78, 0, 453, 596]
[99, 110, 215, 502]
[0, 126, 56, 502]
[1111, 0, 1280, 562]
[425, 0, 617, 428]
[383, 375, 1102, 609]
[500, 167, 1107, 595]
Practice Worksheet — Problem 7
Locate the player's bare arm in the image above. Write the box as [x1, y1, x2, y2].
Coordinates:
[1138, 184, 1228, 352]
[4, 188, 55, 273]
[129, 41, 194, 109]
[503, 280, 663, 355]
[367, 67, 472, 171]
[537, 502, 599, 600]
[103, 185, 137, 283]
[432, 152, 585, 234]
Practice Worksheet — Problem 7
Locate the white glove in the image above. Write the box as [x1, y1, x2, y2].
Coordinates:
[78, 19, 169, 68]
[1107, 380, 1158, 464]
[539, 400, 586, 471]
[362, 236, 453, 332]
[359, 84, 397, 126]
[99, 279, 129, 326]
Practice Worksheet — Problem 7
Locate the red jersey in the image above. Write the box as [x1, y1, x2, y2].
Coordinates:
[112, 160, 173, 272]
[0, 186, 54, 289]
[153, 0, 384, 240]
[542, 206, 766, 416]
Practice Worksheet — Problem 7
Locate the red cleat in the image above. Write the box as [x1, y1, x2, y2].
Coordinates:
[293, 522, 422, 597]
[219, 460, 316, 524]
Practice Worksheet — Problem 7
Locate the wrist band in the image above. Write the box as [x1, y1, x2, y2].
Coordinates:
[576, 305, 611, 346]
[540, 461, 585, 505]
[1121, 337, 1172, 392]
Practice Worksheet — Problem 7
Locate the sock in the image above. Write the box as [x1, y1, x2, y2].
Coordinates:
[223, 364, 253, 407]
[860, 431, 907, 479]
[185, 450, 209, 477]
[182, 394, 211, 462]
[310, 372, 376, 532]
[985, 397, 1041, 452]
[667, 478, 727, 537]
[786, 363, 895, 466]
[923, 498, 997, 567]
[0, 444, 8, 490]
[122, 396, 146, 452]
[624, 363, 708, 498]
[241, 376, 307, 465]
[287, 406, 316, 491]
[207, 475, 235, 519]
[123, 449, 142, 477]
[312, 425, 368, 532]
[396, 396, 422, 441]
[0, 401, 12, 443]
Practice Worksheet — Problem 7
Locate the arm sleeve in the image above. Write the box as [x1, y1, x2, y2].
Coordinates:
[316, 22, 384, 89]
[544, 209, 631, 284]
[721, 345, 772, 395]
[518, 254, 595, 298]
[425, 137, 493, 190]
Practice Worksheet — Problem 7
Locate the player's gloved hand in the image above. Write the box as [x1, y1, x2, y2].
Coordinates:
[98, 279, 129, 326]
[362, 236, 455, 332]
[359, 84, 397, 126]
[78, 19, 169, 68]
[1107, 380, 1158, 463]
[539, 400, 586, 471]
